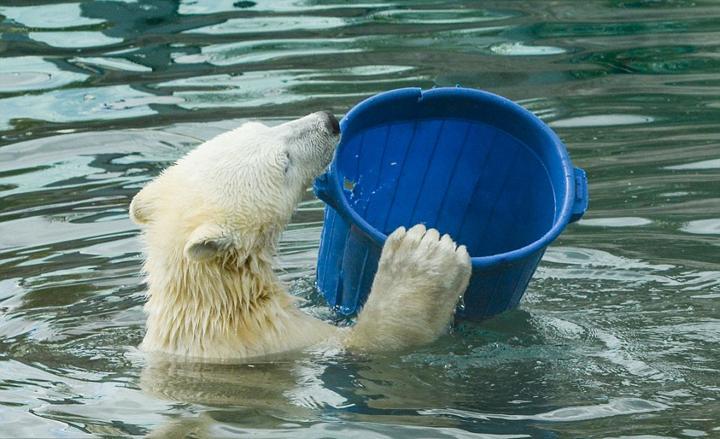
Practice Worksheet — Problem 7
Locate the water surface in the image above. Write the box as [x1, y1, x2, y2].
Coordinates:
[1, 1, 719, 437]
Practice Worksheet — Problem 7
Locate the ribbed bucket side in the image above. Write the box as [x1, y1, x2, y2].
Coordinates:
[337, 227, 381, 314]
[461, 248, 545, 319]
[316, 206, 349, 308]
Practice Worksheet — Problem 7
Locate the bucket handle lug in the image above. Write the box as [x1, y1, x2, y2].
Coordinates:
[314, 172, 387, 246]
[313, 172, 340, 212]
[570, 167, 588, 223]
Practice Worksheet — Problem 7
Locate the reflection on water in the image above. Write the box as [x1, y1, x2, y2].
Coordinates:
[1, 0, 719, 437]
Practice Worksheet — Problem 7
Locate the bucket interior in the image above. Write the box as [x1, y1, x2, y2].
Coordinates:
[336, 118, 560, 257]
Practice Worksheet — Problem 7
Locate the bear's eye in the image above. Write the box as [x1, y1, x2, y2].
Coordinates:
[283, 151, 291, 174]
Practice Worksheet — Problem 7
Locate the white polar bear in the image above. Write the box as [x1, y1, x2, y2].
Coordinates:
[130, 111, 471, 360]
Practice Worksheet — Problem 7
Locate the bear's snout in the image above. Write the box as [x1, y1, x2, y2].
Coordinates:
[320, 111, 340, 135]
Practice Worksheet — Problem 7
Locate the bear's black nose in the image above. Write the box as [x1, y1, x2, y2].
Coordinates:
[321, 111, 340, 135]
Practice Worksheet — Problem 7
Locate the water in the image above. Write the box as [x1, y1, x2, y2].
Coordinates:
[1, 0, 719, 437]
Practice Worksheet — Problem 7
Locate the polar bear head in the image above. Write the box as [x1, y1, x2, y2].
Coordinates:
[130, 111, 340, 265]
[130, 111, 339, 357]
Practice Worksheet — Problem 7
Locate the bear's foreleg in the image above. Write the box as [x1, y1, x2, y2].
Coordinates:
[345, 225, 471, 352]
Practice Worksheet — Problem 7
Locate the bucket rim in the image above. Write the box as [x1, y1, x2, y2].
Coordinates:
[325, 86, 576, 268]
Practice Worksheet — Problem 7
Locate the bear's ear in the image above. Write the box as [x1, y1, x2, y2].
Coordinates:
[184, 223, 235, 262]
[129, 186, 154, 225]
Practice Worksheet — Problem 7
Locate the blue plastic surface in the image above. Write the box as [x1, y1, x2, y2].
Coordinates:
[313, 87, 588, 320]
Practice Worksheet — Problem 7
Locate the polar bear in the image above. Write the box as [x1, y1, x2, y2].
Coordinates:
[129, 111, 471, 360]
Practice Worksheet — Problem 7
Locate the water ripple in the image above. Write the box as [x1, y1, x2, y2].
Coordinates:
[1, 0, 720, 437]
[420, 398, 669, 422]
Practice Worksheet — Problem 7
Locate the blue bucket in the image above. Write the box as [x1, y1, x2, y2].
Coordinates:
[313, 87, 588, 320]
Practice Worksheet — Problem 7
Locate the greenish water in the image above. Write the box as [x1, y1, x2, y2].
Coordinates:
[1, 0, 719, 437]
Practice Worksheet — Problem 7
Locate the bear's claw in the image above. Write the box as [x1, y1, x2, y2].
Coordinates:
[381, 224, 471, 286]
